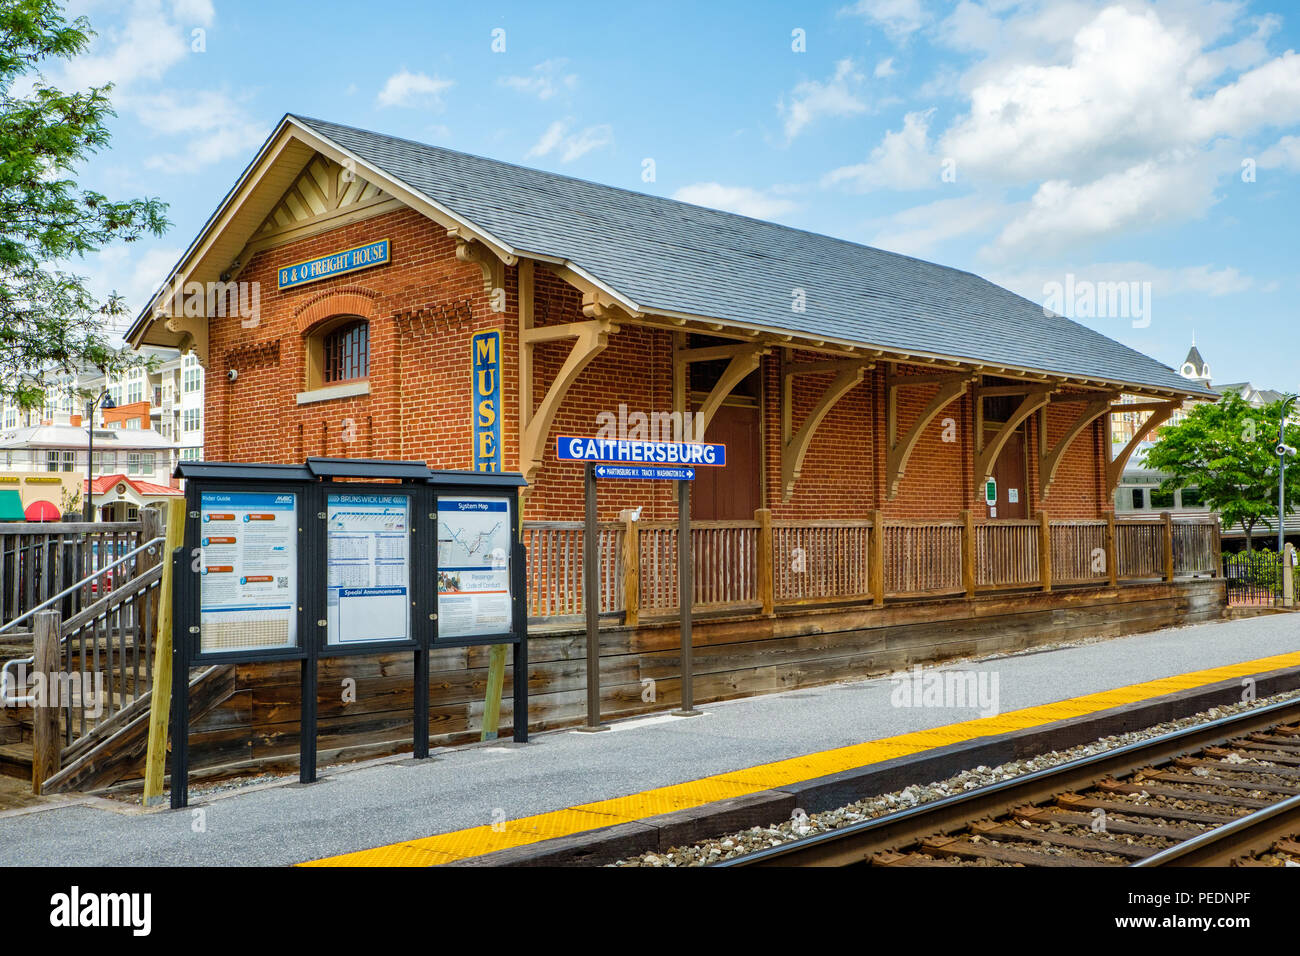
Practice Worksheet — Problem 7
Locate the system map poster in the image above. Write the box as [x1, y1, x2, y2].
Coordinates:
[199, 491, 298, 653]
[326, 493, 411, 645]
[436, 497, 512, 639]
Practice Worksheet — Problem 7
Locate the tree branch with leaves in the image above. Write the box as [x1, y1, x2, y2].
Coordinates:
[0, 0, 169, 407]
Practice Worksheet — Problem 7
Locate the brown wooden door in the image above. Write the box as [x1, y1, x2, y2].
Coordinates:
[693, 404, 760, 520]
[988, 426, 1028, 519]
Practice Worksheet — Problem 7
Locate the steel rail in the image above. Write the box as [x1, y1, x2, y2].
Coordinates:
[1134, 792, 1300, 867]
[714, 696, 1300, 867]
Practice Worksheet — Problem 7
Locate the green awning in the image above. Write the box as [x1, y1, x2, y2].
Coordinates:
[0, 489, 25, 522]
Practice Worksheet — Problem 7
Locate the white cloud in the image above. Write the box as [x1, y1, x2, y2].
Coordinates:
[499, 59, 578, 100]
[137, 91, 269, 172]
[778, 58, 868, 140]
[990, 155, 1220, 258]
[835, 2, 1300, 260]
[874, 57, 897, 78]
[36, 2, 264, 174]
[526, 119, 613, 162]
[1259, 134, 1300, 171]
[840, 0, 929, 39]
[376, 70, 454, 109]
[671, 183, 799, 220]
[935, 6, 1300, 184]
[824, 109, 936, 190]
[866, 194, 1006, 257]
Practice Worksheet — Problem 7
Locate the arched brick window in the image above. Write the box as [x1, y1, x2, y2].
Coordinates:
[322, 319, 369, 383]
[303, 315, 369, 390]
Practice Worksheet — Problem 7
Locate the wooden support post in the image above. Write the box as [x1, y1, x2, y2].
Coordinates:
[1038, 511, 1052, 592]
[480, 643, 507, 741]
[622, 516, 640, 627]
[755, 508, 774, 616]
[1105, 511, 1118, 587]
[1212, 518, 1223, 579]
[32, 610, 61, 795]
[1162, 511, 1175, 582]
[870, 510, 885, 606]
[143, 496, 187, 805]
[961, 509, 976, 599]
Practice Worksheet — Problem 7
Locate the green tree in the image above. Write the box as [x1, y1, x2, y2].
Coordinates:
[1144, 392, 1300, 552]
[0, 0, 168, 408]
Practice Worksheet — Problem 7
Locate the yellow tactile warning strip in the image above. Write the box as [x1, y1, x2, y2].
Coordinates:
[300, 649, 1300, 867]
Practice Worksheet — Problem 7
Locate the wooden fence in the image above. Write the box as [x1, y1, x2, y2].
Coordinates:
[523, 510, 1222, 624]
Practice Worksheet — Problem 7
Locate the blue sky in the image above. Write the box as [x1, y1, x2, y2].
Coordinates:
[48, 0, 1300, 390]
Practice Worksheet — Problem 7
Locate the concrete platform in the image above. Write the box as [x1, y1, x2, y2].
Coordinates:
[1, 612, 1298, 867]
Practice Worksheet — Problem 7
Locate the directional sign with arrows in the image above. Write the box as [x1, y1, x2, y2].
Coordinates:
[593, 464, 695, 481]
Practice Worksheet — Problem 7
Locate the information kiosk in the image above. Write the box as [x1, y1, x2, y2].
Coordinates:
[169, 458, 527, 808]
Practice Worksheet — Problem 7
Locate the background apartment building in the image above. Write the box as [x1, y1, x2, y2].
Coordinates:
[0, 347, 204, 520]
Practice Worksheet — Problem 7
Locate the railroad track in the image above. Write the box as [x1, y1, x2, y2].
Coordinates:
[716, 697, 1300, 868]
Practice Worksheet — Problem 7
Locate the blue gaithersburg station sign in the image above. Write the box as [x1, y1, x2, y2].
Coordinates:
[594, 464, 695, 481]
[556, 435, 725, 467]
[278, 238, 391, 290]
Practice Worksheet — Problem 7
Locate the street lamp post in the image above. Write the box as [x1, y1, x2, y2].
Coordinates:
[83, 390, 116, 521]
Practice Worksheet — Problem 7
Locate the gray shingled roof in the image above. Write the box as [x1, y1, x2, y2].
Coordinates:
[293, 115, 1211, 397]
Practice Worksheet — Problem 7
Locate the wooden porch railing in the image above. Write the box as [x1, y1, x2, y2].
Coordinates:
[522, 510, 1221, 624]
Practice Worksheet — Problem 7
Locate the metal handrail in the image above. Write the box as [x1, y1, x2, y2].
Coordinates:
[0, 534, 164, 707]
[0, 535, 164, 637]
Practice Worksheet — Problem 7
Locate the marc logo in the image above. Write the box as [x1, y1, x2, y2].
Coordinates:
[49, 886, 151, 936]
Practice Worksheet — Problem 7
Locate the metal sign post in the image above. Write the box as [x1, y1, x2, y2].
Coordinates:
[578, 462, 607, 731]
[557, 436, 723, 726]
[672, 477, 700, 717]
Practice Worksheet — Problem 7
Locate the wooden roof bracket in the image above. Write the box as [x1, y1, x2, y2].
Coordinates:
[1037, 392, 1118, 499]
[518, 259, 618, 486]
[162, 311, 210, 368]
[673, 341, 770, 439]
[886, 368, 977, 500]
[973, 384, 1055, 482]
[781, 355, 873, 500]
[449, 227, 517, 300]
[1104, 399, 1181, 497]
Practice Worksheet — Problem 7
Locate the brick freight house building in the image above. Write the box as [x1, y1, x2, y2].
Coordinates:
[118, 115, 1225, 772]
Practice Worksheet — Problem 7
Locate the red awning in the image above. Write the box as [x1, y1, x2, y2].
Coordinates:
[24, 500, 61, 522]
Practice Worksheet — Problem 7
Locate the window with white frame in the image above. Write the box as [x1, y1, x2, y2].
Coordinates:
[184, 408, 202, 432]
[128, 452, 141, 475]
[46, 450, 60, 472]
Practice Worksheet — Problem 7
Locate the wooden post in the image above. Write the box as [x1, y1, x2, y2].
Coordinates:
[622, 515, 640, 627]
[870, 510, 885, 606]
[1105, 510, 1118, 587]
[32, 610, 61, 795]
[143, 497, 187, 805]
[961, 509, 976, 599]
[479, 644, 507, 741]
[1212, 517, 1223, 579]
[755, 508, 774, 616]
[1038, 511, 1052, 592]
[1161, 511, 1175, 582]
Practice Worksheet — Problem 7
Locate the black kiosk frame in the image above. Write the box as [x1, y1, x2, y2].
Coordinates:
[169, 458, 528, 808]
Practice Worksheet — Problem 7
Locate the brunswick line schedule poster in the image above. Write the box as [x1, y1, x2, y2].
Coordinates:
[326, 493, 411, 645]
[436, 497, 512, 639]
[199, 491, 298, 653]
